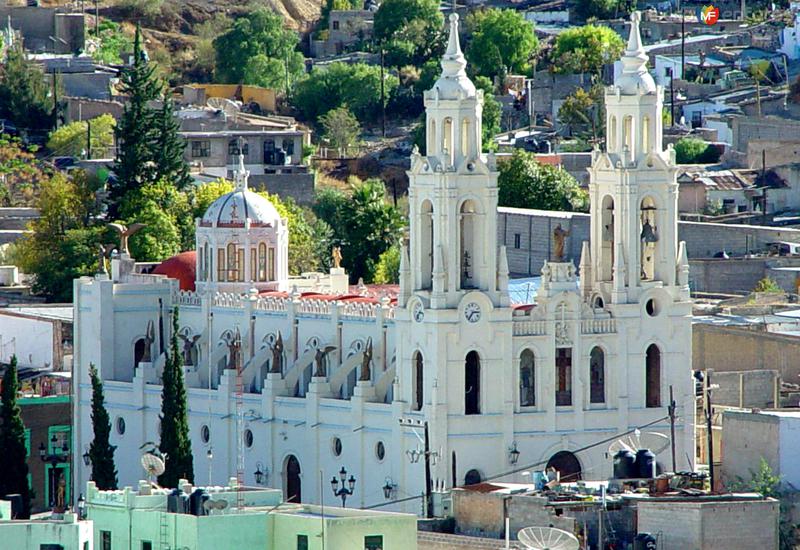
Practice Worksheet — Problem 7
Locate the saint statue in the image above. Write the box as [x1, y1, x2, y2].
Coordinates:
[332, 246, 343, 269]
[142, 320, 155, 363]
[553, 224, 571, 262]
[359, 338, 373, 382]
[178, 332, 200, 366]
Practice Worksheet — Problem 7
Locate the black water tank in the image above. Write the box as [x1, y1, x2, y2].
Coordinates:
[168, 489, 189, 513]
[5, 494, 22, 518]
[613, 449, 636, 479]
[635, 449, 656, 479]
[189, 488, 208, 516]
[634, 533, 657, 550]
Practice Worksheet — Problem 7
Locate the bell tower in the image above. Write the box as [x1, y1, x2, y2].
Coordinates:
[586, 12, 688, 306]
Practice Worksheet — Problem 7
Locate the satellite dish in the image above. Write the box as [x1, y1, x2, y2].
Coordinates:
[141, 452, 165, 480]
[207, 97, 240, 118]
[203, 498, 229, 511]
[517, 527, 580, 550]
[608, 431, 670, 456]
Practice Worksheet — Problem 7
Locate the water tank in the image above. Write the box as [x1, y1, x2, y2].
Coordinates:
[634, 533, 657, 550]
[189, 488, 208, 516]
[168, 489, 189, 514]
[635, 449, 656, 479]
[613, 450, 636, 479]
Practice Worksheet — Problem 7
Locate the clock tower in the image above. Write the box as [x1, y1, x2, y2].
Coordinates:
[395, 13, 515, 492]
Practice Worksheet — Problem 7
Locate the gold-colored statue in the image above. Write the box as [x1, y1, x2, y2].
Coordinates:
[332, 246, 342, 269]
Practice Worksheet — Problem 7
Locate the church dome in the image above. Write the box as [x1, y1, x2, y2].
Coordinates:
[153, 250, 196, 291]
[200, 188, 281, 228]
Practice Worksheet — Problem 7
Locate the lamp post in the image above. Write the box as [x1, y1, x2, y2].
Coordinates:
[508, 441, 521, 465]
[399, 418, 437, 518]
[382, 477, 396, 500]
[82, 446, 91, 467]
[330, 466, 356, 507]
[254, 462, 268, 485]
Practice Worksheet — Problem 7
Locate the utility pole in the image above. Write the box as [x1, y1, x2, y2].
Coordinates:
[399, 418, 434, 519]
[669, 68, 675, 127]
[380, 48, 386, 138]
[86, 118, 92, 160]
[668, 385, 677, 473]
[94, 0, 99, 37]
[705, 371, 715, 493]
[681, 4, 686, 80]
[52, 69, 59, 130]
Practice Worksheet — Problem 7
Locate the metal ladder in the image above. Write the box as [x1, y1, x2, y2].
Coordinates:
[159, 512, 170, 550]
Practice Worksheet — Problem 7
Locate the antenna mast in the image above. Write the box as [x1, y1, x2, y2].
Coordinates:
[235, 326, 245, 510]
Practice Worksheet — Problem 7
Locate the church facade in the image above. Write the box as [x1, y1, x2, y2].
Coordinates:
[72, 13, 694, 512]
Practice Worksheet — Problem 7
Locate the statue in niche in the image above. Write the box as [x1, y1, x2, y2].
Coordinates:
[332, 246, 343, 269]
[178, 332, 201, 366]
[359, 338, 373, 382]
[270, 331, 284, 374]
[142, 320, 155, 363]
[553, 224, 571, 262]
[313, 345, 337, 378]
[226, 329, 242, 370]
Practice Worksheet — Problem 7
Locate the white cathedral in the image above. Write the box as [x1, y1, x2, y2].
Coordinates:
[73, 12, 695, 512]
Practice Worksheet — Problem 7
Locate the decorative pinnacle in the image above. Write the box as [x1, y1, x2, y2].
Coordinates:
[621, 11, 648, 75]
[441, 13, 467, 77]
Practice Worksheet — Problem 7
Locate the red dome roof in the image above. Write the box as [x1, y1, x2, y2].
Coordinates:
[153, 251, 196, 292]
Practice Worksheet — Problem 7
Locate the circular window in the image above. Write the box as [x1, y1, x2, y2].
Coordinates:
[375, 441, 386, 462]
[116, 417, 126, 435]
[332, 437, 343, 457]
[201, 425, 210, 444]
[645, 298, 659, 317]
[244, 429, 254, 448]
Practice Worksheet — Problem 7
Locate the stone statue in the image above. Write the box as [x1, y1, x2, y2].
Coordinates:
[553, 224, 571, 262]
[107, 222, 146, 255]
[142, 320, 155, 363]
[313, 345, 337, 378]
[178, 332, 200, 366]
[332, 246, 342, 269]
[270, 331, 284, 374]
[359, 337, 373, 382]
[225, 329, 242, 370]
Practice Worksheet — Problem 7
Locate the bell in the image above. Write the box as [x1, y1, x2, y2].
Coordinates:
[640, 220, 659, 243]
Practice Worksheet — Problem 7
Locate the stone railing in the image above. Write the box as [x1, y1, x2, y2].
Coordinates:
[580, 319, 616, 334]
[175, 290, 201, 306]
[512, 320, 547, 336]
[213, 292, 244, 308]
[340, 301, 379, 319]
[122, 272, 167, 285]
[296, 298, 332, 316]
[254, 295, 289, 313]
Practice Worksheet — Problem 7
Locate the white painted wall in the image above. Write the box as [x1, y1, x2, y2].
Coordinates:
[0, 313, 53, 368]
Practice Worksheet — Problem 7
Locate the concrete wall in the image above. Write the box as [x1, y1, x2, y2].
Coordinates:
[418, 531, 524, 549]
[693, 324, 800, 383]
[0, 514, 92, 550]
[636, 498, 779, 550]
[689, 258, 769, 293]
[0, 7, 84, 54]
[249, 173, 316, 206]
[731, 116, 800, 154]
[711, 370, 778, 408]
[746, 139, 800, 169]
[0, 313, 55, 368]
[65, 98, 125, 123]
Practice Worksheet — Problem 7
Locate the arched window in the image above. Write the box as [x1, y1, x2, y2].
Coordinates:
[420, 200, 434, 289]
[624, 115, 634, 156]
[203, 242, 210, 281]
[555, 348, 572, 406]
[460, 118, 470, 158]
[460, 200, 477, 289]
[464, 469, 482, 486]
[609, 116, 617, 150]
[590, 347, 605, 404]
[443, 117, 454, 165]
[519, 349, 535, 407]
[646, 344, 661, 407]
[465, 351, 480, 415]
[601, 196, 615, 282]
[428, 119, 436, 155]
[217, 248, 225, 281]
[250, 247, 256, 281]
[640, 197, 658, 281]
[284, 455, 302, 503]
[268, 247, 275, 280]
[258, 243, 267, 281]
[133, 338, 146, 368]
[642, 116, 651, 153]
[546, 451, 582, 482]
[412, 351, 423, 411]
[237, 248, 245, 282]
[227, 243, 238, 281]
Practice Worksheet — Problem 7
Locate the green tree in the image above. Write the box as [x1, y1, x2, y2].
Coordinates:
[313, 179, 405, 282]
[192, 179, 233, 220]
[110, 26, 162, 215]
[88, 363, 117, 490]
[47, 114, 116, 158]
[0, 41, 52, 133]
[90, 20, 132, 66]
[575, 0, 618, 20]
[320, 105, 361, 156]
[151, 94, 192, 190]
[0, 135, 49, 207]
[242, 54, 289, 90]
[558, 85, 605, 143]
[374, 0, 444, 67]
[466, 9, 538, 80]
[373, 244, 401, 284]
[292, 62, 399, 124]
[674, 137, 721, 164]
[193, 13, 233, 78]
[474, 76, 501, 152]
[0, 355, 31, 518]
[213, 8, 304, 90]
[498, 149, 587, 212]
[551, 26, 625, 75]
[158, 307, 194, 488]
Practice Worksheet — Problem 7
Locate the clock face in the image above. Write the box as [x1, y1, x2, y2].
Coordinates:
[464, 302, 481, 323]
[413, 301, 424, 323]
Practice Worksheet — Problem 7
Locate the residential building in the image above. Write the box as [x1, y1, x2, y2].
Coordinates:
[0, 305, 73, 371]
[0, 5, 84, 54]
[0, 508, 92, 550]
[181, 84, 277, 114]
[312, 8, 376, 57]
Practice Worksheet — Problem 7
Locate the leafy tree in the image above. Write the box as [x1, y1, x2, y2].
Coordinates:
[193, 13, 232, 78]
[88, 363, 117, 490]
[213, 8, 304, 90]
[151, 94, 192, 190]
[575, 0, 618, 20]
[158, 307, 194, 488]
[498, 149, 587, 212]
[0, 355, 31, 518]
[13, 172, 103, 301]
[374, 0, 444, 67]
[466, 9, 538, 80]
[111, 26, 163, 215]
[242, 54, 289, 90]
[90, 20, 132, 66]
[192, 178, 233, 220]
[0, 135, 49, 207]
[292, 62, 398, 124]
[0, 41, 53, 133]
[47, 114, 116, 158]
[474, 76, 501, 152]
[320, 106, 361, 155]
[551, 26, 625, 75]
[373, 244, 401, 284]
[313, 178, 405, 282]
[674, 137, 721, 164]
[558, 85, 605, 143]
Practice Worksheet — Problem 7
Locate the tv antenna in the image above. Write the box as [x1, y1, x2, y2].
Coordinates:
[607, 429, 670, 455]
[517, 527, 580, 550]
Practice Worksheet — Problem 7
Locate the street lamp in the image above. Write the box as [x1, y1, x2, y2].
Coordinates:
[254, 462, 268, 485]
[508, 441, 521, 465]
[330, 466, 356, 507]
[82, 445, 91, 467]
[382, 477, 397, 500]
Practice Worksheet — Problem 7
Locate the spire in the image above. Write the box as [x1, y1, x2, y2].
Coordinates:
[579, 241, 592, 298]
[615, 11, 656, 94]
[441, 13, 467, 77]
[399, 241, 411, 303]
[497, 245, 509, 294]
[677, 240, 689, 287]
[233, 150, 249, 191]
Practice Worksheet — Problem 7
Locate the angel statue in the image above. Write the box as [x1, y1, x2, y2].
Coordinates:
[107, 222, 147, 255]
[270, 331, 285, 374]
[313, 344, 337, 378]
[359, 338, 373, 382]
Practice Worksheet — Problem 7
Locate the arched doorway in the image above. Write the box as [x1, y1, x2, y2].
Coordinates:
[465, 351, 480, 415]
[285, 455, 301, 503]
[133, 338, 146, 368]
[546, 451, 582, 482]
[413, 351, 424, 411]
[464, 469, 482, 486]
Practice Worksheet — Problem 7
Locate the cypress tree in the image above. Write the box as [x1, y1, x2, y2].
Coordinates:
[152, 93, 192, 191]
[158, 307, 194, 487]
[110, 25, 162, 216]
[0, 355, 31, 518]
[88, 364, 118, 490]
